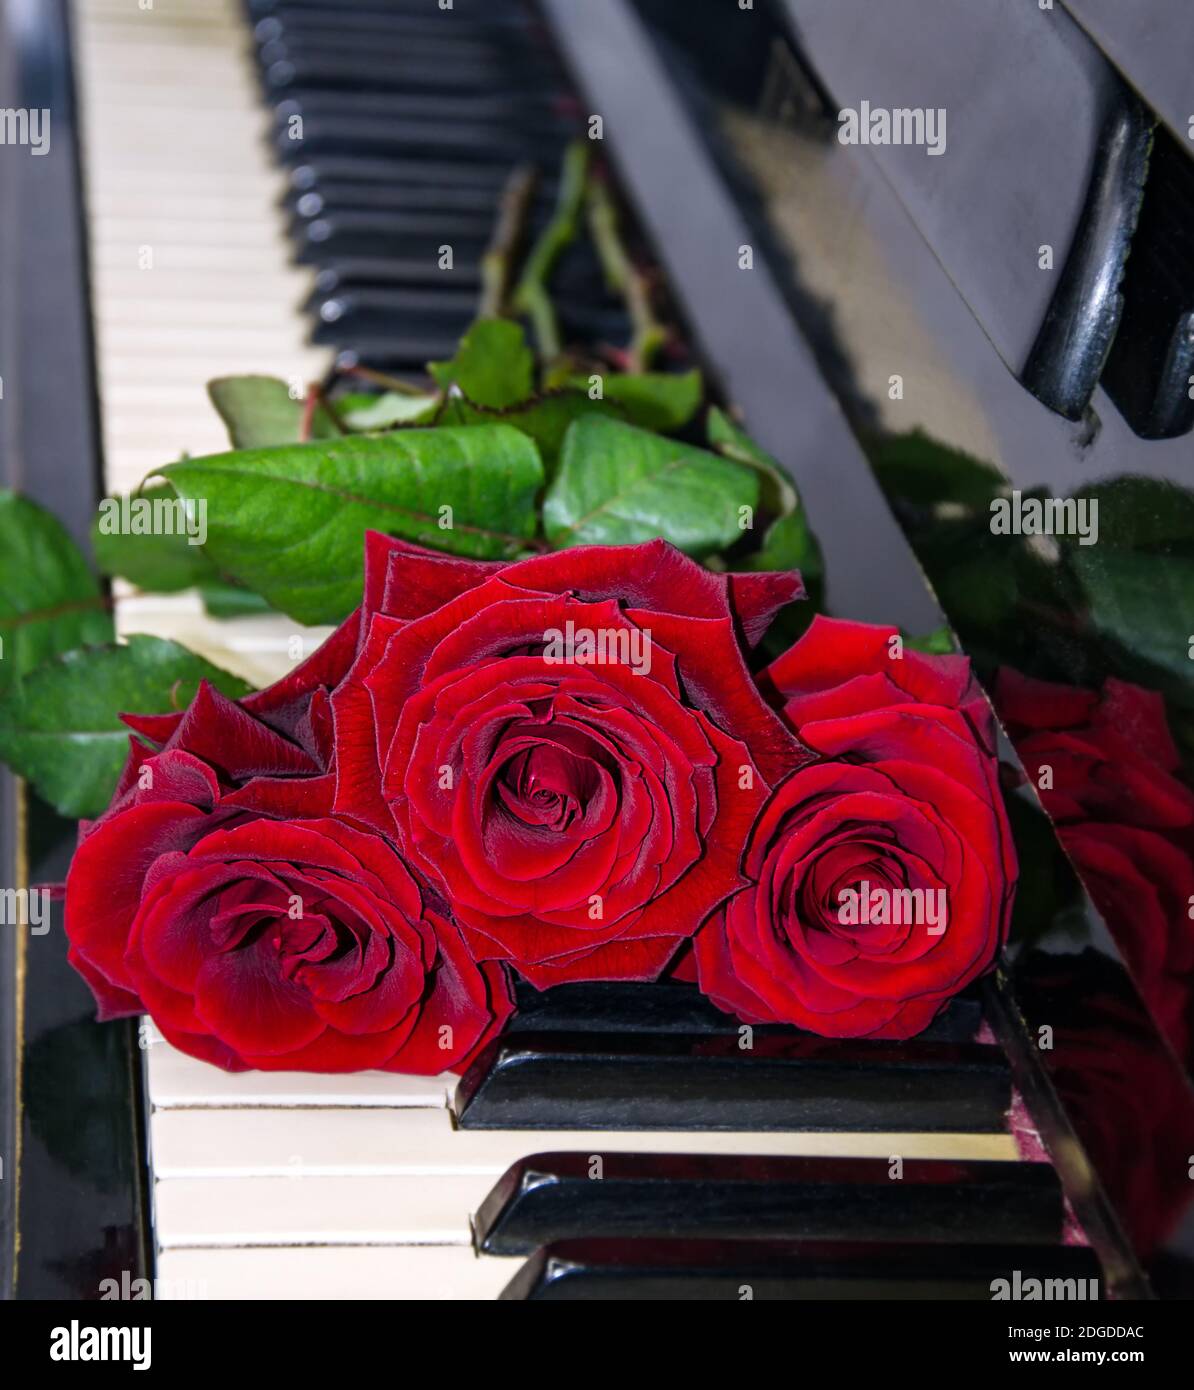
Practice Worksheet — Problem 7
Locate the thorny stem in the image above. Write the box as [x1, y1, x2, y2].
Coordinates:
[338, 364, 430, 397]
[512, 140, 590, 363]
[585, 173, 666, 372]
[478, 164, 538, 320]
[299, 382, 348, 442]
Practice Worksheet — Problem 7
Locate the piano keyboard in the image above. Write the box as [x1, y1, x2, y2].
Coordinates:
[72, 0, 1078, 1301]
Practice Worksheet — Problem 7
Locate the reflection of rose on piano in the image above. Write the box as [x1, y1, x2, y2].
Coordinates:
[997, 670, 1194, 1071]
[1017, 950, 1194, 1267]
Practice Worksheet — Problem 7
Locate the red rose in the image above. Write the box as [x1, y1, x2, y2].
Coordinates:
[65, 679, 511, 1073]
[331, 535, 808, 986]
[1061, 825, 1194, 1063]
[995, 670, 1194, 1065]
[995, 670, 1194, 831]
[693, 616, 1016, 1038]
[1016, 952, 1194, 1260]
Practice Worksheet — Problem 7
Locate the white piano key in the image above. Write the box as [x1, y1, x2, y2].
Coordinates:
[83, 85, 260, 109]
[101, 420, 244, 454]
[91, 245, 311, 273]
[153, 1176, 477, 1248]
[80, 0, 242, 16]
[146, 1041, 451, 1110]
[95, 296, 313, 324]
[100, 417, 272, 451]
[94, 266, 309, 290]
[95, 375, 303, 404]
[98, 330, 316, 363]
[99, 353, 326, 383]
[79, 41, 249, 70]
[87, 171, 276, 197]
[155, 1245, 514, 1301]
[94, 221, 289, 250]
[151, 1106, 1020, 1180]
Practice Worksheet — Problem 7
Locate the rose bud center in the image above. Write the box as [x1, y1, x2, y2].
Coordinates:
[205, 871, 390, 1005]
[493, 725, 615, 834]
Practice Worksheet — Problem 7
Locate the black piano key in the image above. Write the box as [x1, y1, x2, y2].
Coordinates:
[250, 0, 534, 29]
[500, 1237, 1105, 1301]
[316, 286, 480, 325]
[454, 1030, 1011, 1132]
[287, 181, 530, 220]
[257, 27, 518, 64]
[306, 263, 483, 308]
[475, 1145, 1061, 1256]
[270, 92, 564, 130]
[475, 1152, 1064, 1256]
[293, 210, 496, 265]
[262, 50, 559, 97]
[312, 307, 472, 350]
[504, 980, 984, 1042]
[272, 114, 561, 164]
[290, 157, 520, 193]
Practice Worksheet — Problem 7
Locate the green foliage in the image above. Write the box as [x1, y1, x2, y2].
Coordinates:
[0, 636, 250, 818]
[544, 416, 757, 556]
[158, 426, 545, 624]
[0, 490, 113, 696]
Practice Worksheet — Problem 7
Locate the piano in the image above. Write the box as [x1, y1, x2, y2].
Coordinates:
[2, 0, 1193, 1303]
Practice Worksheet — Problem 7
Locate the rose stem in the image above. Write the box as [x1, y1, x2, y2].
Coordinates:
[338, 363, 430, 397]
[512, 139, 590, 365]
[299, 381, 348, 441]
[585, 171, 666, 373]
[478, 163, 538, 320]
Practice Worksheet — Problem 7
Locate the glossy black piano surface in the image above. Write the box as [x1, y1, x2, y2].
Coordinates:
[2, 0, 1193, 1305]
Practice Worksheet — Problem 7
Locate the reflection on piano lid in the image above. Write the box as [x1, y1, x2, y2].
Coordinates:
[3, 0, 1194, 1302]
[771, 0, 1194, 438]
[1063, 0, 1194, 151]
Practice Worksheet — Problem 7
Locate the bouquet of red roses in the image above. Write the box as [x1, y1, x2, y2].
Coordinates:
[61, 531, 1015, 1074]
[0, 296, 1017, 1072]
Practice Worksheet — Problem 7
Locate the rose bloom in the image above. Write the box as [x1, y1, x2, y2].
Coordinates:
[692, 616, 1017, 1038]
[331, 534, 808, 986]
[65, 652, 511, 1073]
[1015, 951, 1194, 1260]
[996, 670, 1194, 1065]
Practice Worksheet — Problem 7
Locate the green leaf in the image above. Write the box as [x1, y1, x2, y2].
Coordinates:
[707, 407, 796, 518]
[569, 370, 703, 432]
[428, 319, 535, 409]
[336, 391, 441, 430]
[706, 409, 824, 594]
[0, 635, 251, 818]
[867, 429, 1004, 510]
[158, 426, 545, 625]
[748, 509, 824, 590]
[0, 491, 113, 695]
[92, 485, 221, 593]
[544, 415, 757, 556]
[436, 390, 612, 473]
[904, 625, 957, 655]
[208, 376, 340, 448]
[1071, 476, 1194, 554]
[1071, 547, 1194, 684]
